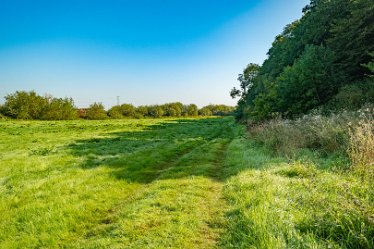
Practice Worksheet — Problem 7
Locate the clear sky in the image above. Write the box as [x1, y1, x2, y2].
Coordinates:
[0, 0, 309, 108]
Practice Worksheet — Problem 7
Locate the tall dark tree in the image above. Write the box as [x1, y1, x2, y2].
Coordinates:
[231, 0, 374, 122]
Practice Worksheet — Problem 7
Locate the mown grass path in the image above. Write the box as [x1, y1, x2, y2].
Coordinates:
[1, 117, 373, 248]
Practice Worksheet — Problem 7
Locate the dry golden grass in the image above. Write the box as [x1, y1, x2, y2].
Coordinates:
[348, 119, 374, 168]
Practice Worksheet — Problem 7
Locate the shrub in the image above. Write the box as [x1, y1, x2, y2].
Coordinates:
[3, 91, 47, 119]
[3, 91, 77, 120]
[40, 98, 77, 120]
[0, 104, 7, 119]
[330, 79, 374, 111]
[120, 104, 135, 117]
[107, 105, 123, 119]
[86, 102, 108, 120]
[198, 107, 212, 116]
[186, 104, 198, 116]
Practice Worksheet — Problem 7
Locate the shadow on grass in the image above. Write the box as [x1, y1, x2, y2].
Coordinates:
[66, 117, 241, 183]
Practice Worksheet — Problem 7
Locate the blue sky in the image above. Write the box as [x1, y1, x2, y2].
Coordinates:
[0, 0, 309, 108]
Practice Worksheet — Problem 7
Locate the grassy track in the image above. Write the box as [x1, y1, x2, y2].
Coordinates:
[0, 118, 373, 248]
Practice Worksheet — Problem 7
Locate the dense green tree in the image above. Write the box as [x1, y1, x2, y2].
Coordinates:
[108, 105, 123, 119]
[197, 105, 232, 116]
[327, 0, 374, 81]
[4, 91, 47, 119]
[186, 104, 198, 116]
[120, 104, 136, 117]
[275, 45, 337, 116]
[232, 0, 374, 122]
[3, 91, 77, 120]
[148, 105, 164, 118]
[41, 97, 77, 120]
[0, 104, 6, 119]
[135, 106, 148, 118]
[164, 102, 184, 117]
[2, 90, 233, 120]
[198, 107, 212, 116]
[86, 102, 108, 120]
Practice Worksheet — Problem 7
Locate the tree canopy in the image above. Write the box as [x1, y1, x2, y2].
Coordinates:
[232, 0, 374, 122]
[0, 91, 234, 120]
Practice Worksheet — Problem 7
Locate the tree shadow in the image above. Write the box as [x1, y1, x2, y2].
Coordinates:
[66, 118, 240, 183]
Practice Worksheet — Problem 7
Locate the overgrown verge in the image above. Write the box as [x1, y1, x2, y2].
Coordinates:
[219, 106, 374, 248]
[247, 107, 374, 170]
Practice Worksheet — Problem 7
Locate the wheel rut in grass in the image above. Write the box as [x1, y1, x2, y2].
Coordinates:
[208, 139, 231, 181]
[66, 118, 239, 248]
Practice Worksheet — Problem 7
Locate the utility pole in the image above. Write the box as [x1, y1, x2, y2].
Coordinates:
[117, 96, 120, 106]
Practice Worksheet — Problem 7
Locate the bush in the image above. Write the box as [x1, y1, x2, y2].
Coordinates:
[107, 105, 123, 119]
[40, 98, 77, 120]
[86, 102, 108, 120]
[2, 91, 77, 120]
[330, 79, 374, 111]
[3, 91, 47, 119]
[120, 104, 135, 117]
[0, 104, 6, 119]
[186, 104, 198, 116]
[198, 107, 212, 116]
[199, 104, 235, 116]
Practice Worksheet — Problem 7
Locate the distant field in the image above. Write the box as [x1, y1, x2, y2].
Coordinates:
[0, 118, 372, 248]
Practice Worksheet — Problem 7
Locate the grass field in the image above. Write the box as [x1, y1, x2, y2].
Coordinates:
[0, 117, 373, 248]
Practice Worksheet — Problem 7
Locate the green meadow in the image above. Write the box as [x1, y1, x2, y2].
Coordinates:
[0, 117, 373, 248]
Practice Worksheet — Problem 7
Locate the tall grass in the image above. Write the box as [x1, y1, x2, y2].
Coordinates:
[348, 118, 374, 168]
[248, 107, 374, 169]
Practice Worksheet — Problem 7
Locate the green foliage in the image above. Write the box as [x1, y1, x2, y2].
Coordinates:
[4, 91, 47, 119]
[230, 63, 260, 99]
[86, 102, 108, 120]
[1, 91, 234, 120]
[200, 104, 235, 116]
[330, 78, 374, 110]
[40, 97, 77, 120]
[186, 104, 198, 116]
[147, 105, 165, 118]
[362, 52, 374, 76]
[135, 105, 148, 118]
[0, 104, 6, 119]
[327, 0, 374, 81]
[163, 102, 184, 117]
[233, 0, 374, 122]
[276, 45, 337, 116]
[198, 107, 213, 116]
[108, 104, 136, 119]
[3, 91, 77, 120]
[107, 105, 123, 119]
[120, 103, 135, 117]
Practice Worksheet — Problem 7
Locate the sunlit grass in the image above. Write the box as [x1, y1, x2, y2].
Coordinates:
[0, 117, 372, 248]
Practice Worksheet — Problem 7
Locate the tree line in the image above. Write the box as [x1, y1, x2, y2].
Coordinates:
[0, 91, 234, 120]
[231, 0, 374, 122]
